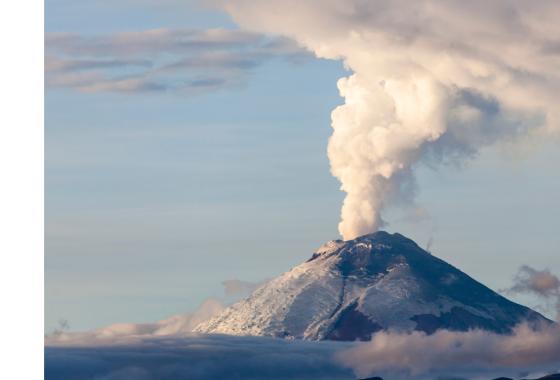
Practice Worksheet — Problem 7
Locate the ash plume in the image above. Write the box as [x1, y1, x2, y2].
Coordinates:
[218, 0, 560, 239]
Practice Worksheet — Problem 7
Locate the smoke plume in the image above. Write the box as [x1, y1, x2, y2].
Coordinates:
[218, 0, 560, 239]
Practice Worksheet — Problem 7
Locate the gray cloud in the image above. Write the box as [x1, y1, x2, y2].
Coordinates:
[45, 28, 309, 94]
[45, 335, 354, 380]
[503, 265, 560, 320]
[509, 266, 560, 298]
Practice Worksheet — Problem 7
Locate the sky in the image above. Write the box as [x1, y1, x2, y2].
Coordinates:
[45, 0, 560, 333]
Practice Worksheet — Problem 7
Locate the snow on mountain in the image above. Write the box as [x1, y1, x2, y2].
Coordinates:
[194, 231, 550, 341]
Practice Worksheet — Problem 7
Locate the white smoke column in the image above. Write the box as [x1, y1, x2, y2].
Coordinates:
[329, 74, 449, 237]
[217, 0, 560, 240]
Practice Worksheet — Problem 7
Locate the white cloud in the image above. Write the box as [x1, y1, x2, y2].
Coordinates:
[45, 298, 225, 346]
[336, 323, 560, 380]
[218, 0, 560, 239]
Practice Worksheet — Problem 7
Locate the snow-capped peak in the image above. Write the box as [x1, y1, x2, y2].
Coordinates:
[195, 231, 550, 341]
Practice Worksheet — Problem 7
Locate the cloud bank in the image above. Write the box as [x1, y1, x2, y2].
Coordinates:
[45, 28, 308, 94]
[45, 335, 353, 380]
[337, 323, 560, 380]
[218, 0, 560, 239]
[45, 325, 560, 380]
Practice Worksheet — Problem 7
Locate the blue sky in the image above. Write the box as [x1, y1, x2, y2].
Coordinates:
[45, 0, 560, 331]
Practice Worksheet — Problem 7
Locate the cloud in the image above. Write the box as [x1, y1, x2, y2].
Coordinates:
[218, 0, 560, 239]
[45, 325, 560, 380]
[509, 266, 560, 299]
[45, 277, 269, 345]
[45, 28, 309, 94]
[45, 276, 560, 380]
[221, 278, 268, 297]
[45, 334, 354, 380]
[503, 266, 560, 320]
[336, 323, 560, 380]
[45, 298, 226, 345]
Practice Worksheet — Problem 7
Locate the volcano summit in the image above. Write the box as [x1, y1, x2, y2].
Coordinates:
[195, 231, 549, 341]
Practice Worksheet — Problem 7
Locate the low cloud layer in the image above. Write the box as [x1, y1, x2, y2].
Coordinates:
[337, 323, 560, 380]
[45, 335, 353, 380]
[45, 325, 560, 380]
[45, 28, 308, 94]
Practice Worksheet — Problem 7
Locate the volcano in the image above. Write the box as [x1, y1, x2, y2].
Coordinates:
[195, 231, 549, 341]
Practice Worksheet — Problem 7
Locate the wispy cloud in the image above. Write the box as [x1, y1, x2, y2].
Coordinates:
[509, 266, 560, 299]
[45, 28, 309, 94]
[503, 265, 560, 320]
[45, 277, 268, 344]
[45, 298, 226, 345]
[222, 278, 268, 297]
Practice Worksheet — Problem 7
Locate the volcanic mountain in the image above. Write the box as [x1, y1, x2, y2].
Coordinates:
[195, 231, 549, 341]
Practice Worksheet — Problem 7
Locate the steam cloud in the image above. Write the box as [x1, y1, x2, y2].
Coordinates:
[218, 0, 560, 239]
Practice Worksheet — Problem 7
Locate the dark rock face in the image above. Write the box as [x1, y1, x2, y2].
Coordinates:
[331, 232, 550, 336]
[411, 306, 513, 334]
[326, 303, 382, 341]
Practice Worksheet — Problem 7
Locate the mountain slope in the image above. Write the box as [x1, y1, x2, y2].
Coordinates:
[195, 231, 549, 341]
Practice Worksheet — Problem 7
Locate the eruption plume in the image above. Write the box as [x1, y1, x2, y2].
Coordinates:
[218, 0, 560, 239]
